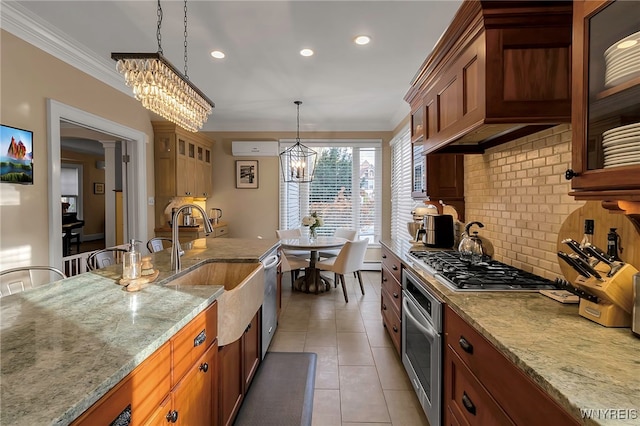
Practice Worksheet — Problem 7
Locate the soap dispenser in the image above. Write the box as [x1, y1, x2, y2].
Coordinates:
[123, 239, 142, 280]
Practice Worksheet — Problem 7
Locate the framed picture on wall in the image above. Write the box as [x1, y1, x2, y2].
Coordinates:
[236, 160, 258, 189]
[0, 124, 33, 185]
[94, 182, 105, 194]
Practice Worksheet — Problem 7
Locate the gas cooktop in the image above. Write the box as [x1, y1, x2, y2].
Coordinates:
[407, 250, 556, 292]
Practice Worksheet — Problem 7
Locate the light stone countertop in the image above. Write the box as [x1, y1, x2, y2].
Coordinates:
[0, 237, 280, 426]
[381, 239, 640, 426]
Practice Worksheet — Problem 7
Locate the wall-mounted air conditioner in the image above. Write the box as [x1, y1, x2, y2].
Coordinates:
[231, 141, 279, 157]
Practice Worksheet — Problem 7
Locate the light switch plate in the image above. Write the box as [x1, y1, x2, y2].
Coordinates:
[148, 197, 155, 206]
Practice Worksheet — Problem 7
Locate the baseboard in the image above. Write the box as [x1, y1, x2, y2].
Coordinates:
[361, 261, 381, 271]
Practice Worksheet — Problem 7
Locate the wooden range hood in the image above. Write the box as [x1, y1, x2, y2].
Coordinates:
[405, 1, 573, 155]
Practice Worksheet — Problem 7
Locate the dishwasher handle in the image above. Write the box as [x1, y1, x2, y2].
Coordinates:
[262, 254, 279, 270]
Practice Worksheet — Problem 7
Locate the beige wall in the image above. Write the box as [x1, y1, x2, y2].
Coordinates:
[0, 31, 155, 268]
[204, 131, 393, 240]
[463, 124, 585, 280]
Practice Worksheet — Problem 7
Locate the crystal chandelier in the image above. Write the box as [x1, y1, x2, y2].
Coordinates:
[279, 101, 317, 183]
[111, 0, 214, 132]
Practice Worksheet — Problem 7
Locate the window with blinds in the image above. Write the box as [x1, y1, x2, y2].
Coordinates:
[390, 127, 414, 242]
[279, 140, 382, 245]
[61, 166, 80, 213]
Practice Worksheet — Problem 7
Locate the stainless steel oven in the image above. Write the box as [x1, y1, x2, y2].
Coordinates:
[401, 268, 442, 426]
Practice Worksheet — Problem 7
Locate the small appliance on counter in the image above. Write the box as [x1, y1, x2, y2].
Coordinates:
[422, 214, 454, 248]
[557, 238, 639, 327]
[457, 221, 494, 262]
[209, 208, 223, 225]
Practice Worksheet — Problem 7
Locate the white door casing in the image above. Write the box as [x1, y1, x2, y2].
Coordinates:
[47, 99, 148, 269]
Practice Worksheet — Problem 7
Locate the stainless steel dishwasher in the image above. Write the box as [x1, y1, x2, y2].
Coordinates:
[261, 249, 280, 359]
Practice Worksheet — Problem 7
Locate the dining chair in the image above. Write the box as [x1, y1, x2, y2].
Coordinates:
[147, 237, 173, 253]
[318, 228, 358, 259]
[87, 247, 128, 271]
[0, 266, 67, 297]
[275, 229, 309, 284]
[316, 239, 368, 303]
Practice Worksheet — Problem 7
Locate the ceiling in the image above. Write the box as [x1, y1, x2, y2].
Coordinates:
[6, 0, 462, 133]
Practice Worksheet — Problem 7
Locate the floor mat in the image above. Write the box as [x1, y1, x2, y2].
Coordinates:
[234, 352, 317, 426]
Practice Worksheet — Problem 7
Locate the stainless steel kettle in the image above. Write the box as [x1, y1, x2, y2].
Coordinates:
[458, 221, 494, 263]
[210, 208, 222, 225]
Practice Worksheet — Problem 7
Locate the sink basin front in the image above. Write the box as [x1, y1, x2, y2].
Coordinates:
[168, 261, 264, 345]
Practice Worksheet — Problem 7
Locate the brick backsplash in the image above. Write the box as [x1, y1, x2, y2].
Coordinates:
[463, 124, 584, 280]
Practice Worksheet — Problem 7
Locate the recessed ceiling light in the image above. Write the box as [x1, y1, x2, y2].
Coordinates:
[354, 35, 371, 45]
[617, 39, 637, 49]
[300, 48, 314, 57]
[210, 50, 225, 59]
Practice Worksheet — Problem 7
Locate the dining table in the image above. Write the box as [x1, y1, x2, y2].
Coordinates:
[279, 236, 347, 293]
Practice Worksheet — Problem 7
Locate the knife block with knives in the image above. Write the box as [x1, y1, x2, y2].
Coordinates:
[558, 239, 638, 327]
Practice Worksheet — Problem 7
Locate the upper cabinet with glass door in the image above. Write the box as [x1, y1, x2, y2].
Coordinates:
[569, 0, 640, 209]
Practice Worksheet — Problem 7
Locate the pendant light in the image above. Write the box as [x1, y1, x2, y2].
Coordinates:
[111, 0, 214, 132]
[279, 101, 317, 183]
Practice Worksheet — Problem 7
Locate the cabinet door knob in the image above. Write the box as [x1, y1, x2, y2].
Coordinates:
[392, 265, 398, 271]
[459, 336, 473, 354]
[462, 392, 476, 415]
[166, 410, 179, 423]
[565, 169, 579, 180]
[199, 362, 209, 373]
[393, 292, 399, 299]
[382, 276, 388, 282]
[382, 254, 387, 259]
[392, 325, 398, 333]
[383, 303, 387, 310]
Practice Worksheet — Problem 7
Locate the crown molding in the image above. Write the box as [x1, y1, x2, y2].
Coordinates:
[1, 2, 131, 98]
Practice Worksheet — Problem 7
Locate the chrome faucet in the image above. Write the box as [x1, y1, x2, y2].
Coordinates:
[171, 204, 214, 272]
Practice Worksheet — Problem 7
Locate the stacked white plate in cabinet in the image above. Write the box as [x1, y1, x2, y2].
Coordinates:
[602, 122, 640, 168]
[604, 30, 640, 88]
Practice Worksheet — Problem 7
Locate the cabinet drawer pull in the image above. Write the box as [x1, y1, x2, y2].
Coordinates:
[199, 362, 209, 373]
[459, 336, 473, 354]
[166, 410, 179, 423]
[393, 292, 399, 299]
[382, 254, 387, 259]
[383, 303, 387, 310]
[462, 392, 476, 415]
[382, 276, 388, 282]
[392, 265, 398, 271]
[392, 325, 398, 333]
[193, 329, 207, 347]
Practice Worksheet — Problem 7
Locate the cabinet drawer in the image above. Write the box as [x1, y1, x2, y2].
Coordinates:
[381, 246, 402, 283]
[445, 306, 578, 425]
[72, 342, 171, 426]
[445, 346, 513, 426]
[172, 301, 218, 386]
[381, 266, 402, 313]
[381, 288, 401, 355]
[214, 225, 229, 238]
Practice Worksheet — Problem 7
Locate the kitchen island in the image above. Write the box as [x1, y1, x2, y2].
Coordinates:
[381, 239, 639, 426]
[0, 237, 279, 426]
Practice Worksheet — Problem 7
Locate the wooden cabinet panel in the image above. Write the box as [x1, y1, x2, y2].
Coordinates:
[381, 288, 401, 355]
[568, 0, 640, 203]
[172, 302, 218, 386]
[171, 342, 217, 426]
[444, 306, 579, 425]
[445, 347, 513, 426]
[381, 267, 401, 314]
[218, 339, 243, 426]
[243, 312, 261, 390]
[405, 1, 572, 155]
[72, 342, 171, 426]
[380, 246, 402, 284]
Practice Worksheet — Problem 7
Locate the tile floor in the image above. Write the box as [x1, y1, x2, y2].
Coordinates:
[269, 270, 430, 426]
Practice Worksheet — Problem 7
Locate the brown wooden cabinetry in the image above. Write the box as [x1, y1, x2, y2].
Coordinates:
[380, 245, 402, 355]
[218, 310, 261, 426]
[153, 122, 213, 198]
[444, 306, 579, 426]
[405, 1, 572, 155]
[72, 302, 218, 426]
[568, 0, 640, 216]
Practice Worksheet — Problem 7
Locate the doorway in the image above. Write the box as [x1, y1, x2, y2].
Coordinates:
[47, 99, 148, 269]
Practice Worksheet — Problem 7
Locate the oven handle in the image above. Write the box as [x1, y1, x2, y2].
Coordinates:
[402, 297, 438, 341]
